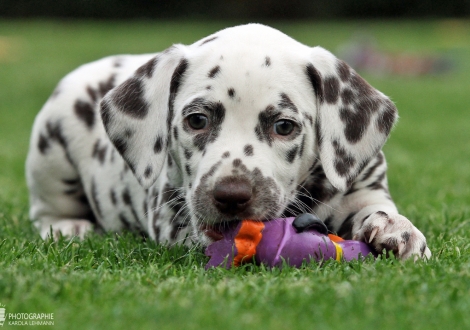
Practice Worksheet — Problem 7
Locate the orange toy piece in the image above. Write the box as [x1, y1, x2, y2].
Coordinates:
[327, 234, 344, 243]
[233, 220, 265, 266]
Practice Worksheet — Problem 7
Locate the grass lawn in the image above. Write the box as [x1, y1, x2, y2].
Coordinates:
[1, 19, 470, 329]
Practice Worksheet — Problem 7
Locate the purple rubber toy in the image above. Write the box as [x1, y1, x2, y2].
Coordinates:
[205, 214, 377, 269]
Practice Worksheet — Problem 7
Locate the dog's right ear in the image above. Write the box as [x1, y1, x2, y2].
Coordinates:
[100, 46, 188, 189]
[306, 47, 397, 192]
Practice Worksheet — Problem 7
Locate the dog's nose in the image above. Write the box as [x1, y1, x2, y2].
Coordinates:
[213, 178, 252, 215]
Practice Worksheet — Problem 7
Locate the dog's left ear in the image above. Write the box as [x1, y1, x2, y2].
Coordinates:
[100, 45, 188, 188]
[306, 47, 398, 191]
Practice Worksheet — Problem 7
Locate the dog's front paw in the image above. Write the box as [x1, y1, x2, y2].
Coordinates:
[354, 211, 431, 260]
[41, 219, 94, 240]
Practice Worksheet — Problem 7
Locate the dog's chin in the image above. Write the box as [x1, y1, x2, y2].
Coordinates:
[200, 223, 224, 241]
[199, 219, 242, 242]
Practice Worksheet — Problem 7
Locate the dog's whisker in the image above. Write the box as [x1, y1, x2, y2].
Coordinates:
[151, 194, 186, 213]
[288, 194, 311, 211]
[294, 184, 339, 213]
[143, 187, 184, 217]
[168, 203, 191, 226]
[284, 194, 312, 214]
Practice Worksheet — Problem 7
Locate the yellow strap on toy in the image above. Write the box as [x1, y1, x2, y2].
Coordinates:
[332, 241, 343, 261]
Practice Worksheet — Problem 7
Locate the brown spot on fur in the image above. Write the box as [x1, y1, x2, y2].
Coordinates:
[337, 60, 351, 82]
[208, 65, 220, 78]
[74, 100, 95, 129]
[264, 56, 271, 67]
[38, 133, 50, 154]
[136, 56, 158, 78]
[113, 77, 149, 119]
[92, 139, 107, 164]
[333, 140, 356, 176]
[323, 76, 340, 104]
[278, 93, 298, 113]
[144, 165, 153, 178]
[306, 64, 323, 103]
[243, 145, 254, 157]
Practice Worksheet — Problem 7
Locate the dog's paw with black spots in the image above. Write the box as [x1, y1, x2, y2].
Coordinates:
[353, 211, 431, 260]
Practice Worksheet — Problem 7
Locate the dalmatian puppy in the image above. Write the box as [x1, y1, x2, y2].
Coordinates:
[26, 24, 431, 260]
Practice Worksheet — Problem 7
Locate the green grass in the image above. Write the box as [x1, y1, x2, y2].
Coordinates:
[1, 19, 470, 329]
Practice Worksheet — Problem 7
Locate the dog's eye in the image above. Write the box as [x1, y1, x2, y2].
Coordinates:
[187, 114, 209, 130]
[273, 120, 295, 136]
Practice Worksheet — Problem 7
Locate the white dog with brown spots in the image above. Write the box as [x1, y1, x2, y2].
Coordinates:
[26, 24, 431, 260]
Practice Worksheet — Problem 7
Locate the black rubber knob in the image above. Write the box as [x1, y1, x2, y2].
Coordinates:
[293, 213, 328, 235]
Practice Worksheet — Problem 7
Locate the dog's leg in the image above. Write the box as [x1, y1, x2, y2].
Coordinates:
[26, 112, 95, 239]
[327, 152, 431, 260]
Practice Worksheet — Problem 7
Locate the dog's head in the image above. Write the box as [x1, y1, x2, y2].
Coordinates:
[101, 24, 397, 242]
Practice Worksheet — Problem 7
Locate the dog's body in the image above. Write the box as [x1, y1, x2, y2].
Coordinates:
[26, 24, 430, 259]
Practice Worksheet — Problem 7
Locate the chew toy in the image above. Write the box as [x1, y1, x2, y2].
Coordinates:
[205, 214, 377, 269]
